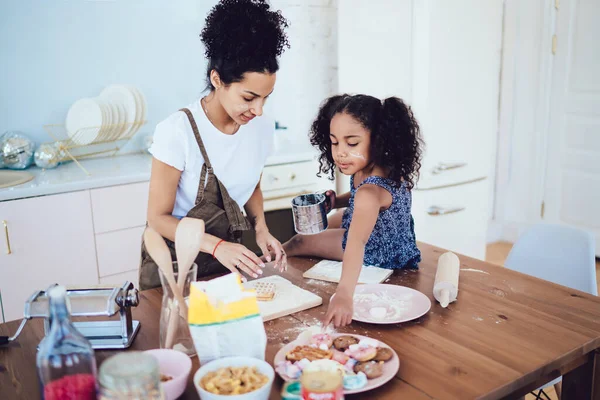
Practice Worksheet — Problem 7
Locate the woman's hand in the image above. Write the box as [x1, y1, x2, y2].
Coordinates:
[323, 290, 354, 328]
[214, 241, 265, 279]
[256, 229, 287, 272]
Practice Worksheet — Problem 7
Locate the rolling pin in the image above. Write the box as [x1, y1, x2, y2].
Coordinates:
[433, 252, 460, 307]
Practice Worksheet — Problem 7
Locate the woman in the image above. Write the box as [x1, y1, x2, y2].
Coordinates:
[139, 0, 290, 290]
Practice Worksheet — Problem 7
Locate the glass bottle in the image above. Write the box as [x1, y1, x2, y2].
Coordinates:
[36, 285, 97, 400]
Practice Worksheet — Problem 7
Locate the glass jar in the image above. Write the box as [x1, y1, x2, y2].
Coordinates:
[98, 352, 163, 400]
[36, 285, 98, 400]
[158, 262, 197, 356]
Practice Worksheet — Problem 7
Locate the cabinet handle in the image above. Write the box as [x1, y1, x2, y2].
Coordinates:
[427, 206, 465, 216]
[3, 220, 11, 255]
[432, 162, 467, 175]
[290, 173, 296, 180]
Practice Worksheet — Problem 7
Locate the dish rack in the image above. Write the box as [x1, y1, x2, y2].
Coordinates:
[42, 120, 146, 176]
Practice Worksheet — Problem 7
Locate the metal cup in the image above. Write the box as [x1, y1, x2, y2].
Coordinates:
[291, 193, 331, 235]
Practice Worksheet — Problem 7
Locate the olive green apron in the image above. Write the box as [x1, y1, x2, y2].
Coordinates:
[139, 108, 252, 290]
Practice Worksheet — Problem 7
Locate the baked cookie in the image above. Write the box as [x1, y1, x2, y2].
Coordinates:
[333, 335, 359, 351]
[254, 282, 275, 301]
[345, 345, 377, 362]
[354, 361, 384, 379]
[310, 333, 333, 349]
[373, 347, 393, 362]
[285, 345, 333, 362]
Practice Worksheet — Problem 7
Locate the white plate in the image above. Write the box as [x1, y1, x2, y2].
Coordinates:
[100, 84, 138, 139]
[97, 98, 112, 140]
[110, 102, 126, 140]
[65, 97, 104, 145]
[274, 333, 400, 395]
[126, 85, 146, 136]
[353, 284, 432, 324]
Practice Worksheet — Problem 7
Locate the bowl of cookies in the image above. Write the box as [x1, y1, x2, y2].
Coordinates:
[193, 356, 274, 400]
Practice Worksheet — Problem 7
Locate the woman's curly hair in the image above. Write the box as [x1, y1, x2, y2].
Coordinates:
[200, 0, 290, 90]
[310, 94, 424, 190]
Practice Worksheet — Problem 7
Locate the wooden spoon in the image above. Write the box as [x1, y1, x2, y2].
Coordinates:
[143, 227, 188, 349]
[143, 227, 186, 306]
[175, 218, 205, 293]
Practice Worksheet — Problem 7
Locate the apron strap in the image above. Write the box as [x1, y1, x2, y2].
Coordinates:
[179, 107, 251, 235]
[180, 107, 212, 200]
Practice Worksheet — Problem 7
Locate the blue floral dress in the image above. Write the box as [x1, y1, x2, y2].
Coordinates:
[341, 175, 421, 269]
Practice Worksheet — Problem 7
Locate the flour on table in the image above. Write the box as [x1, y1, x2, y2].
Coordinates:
[353, 291, 413, 321]
[461, 268, 490, 275]
[303, 260, 393, 284]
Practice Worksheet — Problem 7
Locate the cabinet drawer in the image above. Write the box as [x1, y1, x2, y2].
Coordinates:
[96, 226, 145, 277]
[0, 191, 98, 322]
[99, 269, 139, 290]
[261, 162, 315, 193]
[412, 179, 490, 260]
[90, 182, 149, 234]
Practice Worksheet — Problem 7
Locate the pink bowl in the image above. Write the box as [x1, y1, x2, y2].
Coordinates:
[145, 349, 193, 400]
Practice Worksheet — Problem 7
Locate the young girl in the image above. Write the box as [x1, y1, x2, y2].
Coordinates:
[283, 94, 424, 327]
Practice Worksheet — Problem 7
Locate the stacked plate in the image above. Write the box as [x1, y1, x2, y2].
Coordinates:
[65, 84, 147, 145]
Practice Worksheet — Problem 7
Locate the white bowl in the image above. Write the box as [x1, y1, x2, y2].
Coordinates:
[193, 357, 274, 400]
[144, 349, 192, 400]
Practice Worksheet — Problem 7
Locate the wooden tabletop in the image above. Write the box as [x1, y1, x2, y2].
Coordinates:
[2, 243, 600, 399]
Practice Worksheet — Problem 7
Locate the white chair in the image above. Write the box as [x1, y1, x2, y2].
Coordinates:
[504, 223, 597, 400]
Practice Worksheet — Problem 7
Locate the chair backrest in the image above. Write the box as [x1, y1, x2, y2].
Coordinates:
[504, 223, 598, 296]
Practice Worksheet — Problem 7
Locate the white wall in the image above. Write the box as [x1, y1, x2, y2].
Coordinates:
[268, 0, 338, 153]
[0, 0, 337, 151]
[491, 0, 555, 242]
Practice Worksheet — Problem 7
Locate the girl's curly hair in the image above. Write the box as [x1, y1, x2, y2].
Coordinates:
[310, 94, 424, 190]
[200, 0, 290, 90]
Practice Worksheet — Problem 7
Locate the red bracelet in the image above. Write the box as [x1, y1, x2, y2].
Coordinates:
[212, 239, 225, 259]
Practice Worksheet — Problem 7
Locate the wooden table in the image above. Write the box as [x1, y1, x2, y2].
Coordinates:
[2, 243, 600, 399]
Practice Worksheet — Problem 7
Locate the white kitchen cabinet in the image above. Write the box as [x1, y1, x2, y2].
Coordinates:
[99, 269, 139, 290]
[413, 180, 490, 260]
[262, 161, 315, 193]
[95, 226, 145, 278]
[90, 182, 149, 234]
[0, 191, 98, 322]
[92, 182, 148, 279]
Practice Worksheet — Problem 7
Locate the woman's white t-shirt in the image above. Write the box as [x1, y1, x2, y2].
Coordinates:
[149, 99, 274, 218]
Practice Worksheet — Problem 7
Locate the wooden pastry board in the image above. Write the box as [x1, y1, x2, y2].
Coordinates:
[303, 259, 393, 284]
[243, 275, 322, 322]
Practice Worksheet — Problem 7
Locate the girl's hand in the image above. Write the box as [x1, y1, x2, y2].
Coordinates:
[214, 241, 265, 279]
[256, 229, 287, 272]
[323, 290, 354, 328]
[324, 190, 337, 212]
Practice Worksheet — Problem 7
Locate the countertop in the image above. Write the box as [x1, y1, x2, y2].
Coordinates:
[0, 146, 317, 202]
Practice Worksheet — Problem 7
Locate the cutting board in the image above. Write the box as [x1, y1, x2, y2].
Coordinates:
[303, 259, 393, 284]
[243, 275, 322, 322]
